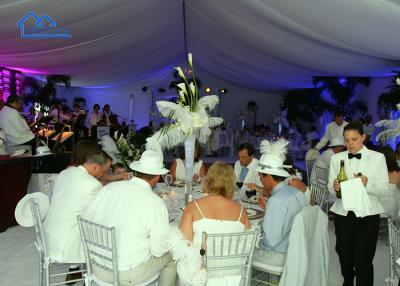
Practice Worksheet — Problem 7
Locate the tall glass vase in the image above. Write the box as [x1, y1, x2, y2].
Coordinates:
[184, 130, 198, 204]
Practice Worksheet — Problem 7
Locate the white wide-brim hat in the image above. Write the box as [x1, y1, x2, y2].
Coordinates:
[129, 150, 169, 175]
[256, 154, 290, 177]
[328, 137, 344, 147]
[15, 192, 50, 227]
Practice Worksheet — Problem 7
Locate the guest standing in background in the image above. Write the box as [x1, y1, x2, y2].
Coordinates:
[88, 104, 102, 137]
[0, 95, 36, 154]
[316, 111, 348, 150]
[363, 114, 375, 147]
[102, 104, 112, 126]
[328, 122, 388, 286]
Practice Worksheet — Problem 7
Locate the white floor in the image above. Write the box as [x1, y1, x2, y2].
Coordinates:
[0, 220, 389, 286]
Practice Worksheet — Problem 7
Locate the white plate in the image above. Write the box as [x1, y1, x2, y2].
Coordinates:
[246, 209, 257, 217]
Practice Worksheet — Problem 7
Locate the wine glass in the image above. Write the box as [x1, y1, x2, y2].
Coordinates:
[163, 174, 172, 186]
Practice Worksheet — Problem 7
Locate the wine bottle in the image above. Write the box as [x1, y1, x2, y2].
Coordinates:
[336, 160, 348, 199]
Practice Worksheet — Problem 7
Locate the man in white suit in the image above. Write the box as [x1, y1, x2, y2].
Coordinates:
[315, 111, 348, 150]
[83, 150, 177, 286]
[234, 143, 262, 191]
[44, 146, 112, 281]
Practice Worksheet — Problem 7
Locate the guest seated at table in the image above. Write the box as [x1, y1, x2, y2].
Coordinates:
[257, 157, 311, 208]
[44, 145, 112, 282]
[234, 143, 262, 190]
[171, 161, 250, 285]
[83, 150, 176, 286]
[71, 139, 130, 184]
[253, 139, 307, 267]
[170, 142, 207, 182]
[378, 146, 400, 220]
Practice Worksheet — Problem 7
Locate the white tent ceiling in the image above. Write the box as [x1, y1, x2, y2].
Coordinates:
[1, 0, 400, 91]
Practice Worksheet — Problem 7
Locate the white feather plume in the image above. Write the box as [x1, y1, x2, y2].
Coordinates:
[198, 95, 219, 111]
[375, 118, 400, 142]
[156, 101, 190, 122]
[259, 139, 289, 161]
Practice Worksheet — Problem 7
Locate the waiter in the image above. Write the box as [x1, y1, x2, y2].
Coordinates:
[0, 95, 36, 155]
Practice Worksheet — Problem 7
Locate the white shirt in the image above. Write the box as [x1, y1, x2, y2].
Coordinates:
[49, 108, 71, 122]
[0, 106, 34, 146]
[83, 177, 170, 271]
[44, 165, 102, 262]
[175, 158, 203, 181]
[88, 111, 102, 128]
[328, 146, 388, 217]
[0, 129, 6, 154]
[315, 121, 348, 150]
[233, 157, 261, 186]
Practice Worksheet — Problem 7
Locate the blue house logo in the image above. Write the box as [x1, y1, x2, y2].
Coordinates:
[17, 12, 71, 39]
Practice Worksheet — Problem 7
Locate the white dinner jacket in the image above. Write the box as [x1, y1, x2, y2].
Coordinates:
[328, 147, 388, 217]
[234, 157, 261, 186]
[315, 121, 348, 150]
[44, 165, 102, 262]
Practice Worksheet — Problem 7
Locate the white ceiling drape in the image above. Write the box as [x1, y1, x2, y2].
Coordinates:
[1, 0, 400, 91]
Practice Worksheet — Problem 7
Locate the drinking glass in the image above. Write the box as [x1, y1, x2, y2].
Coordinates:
[163, 174, 172, 186]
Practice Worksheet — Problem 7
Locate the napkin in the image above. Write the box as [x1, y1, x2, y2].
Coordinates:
[341, 178, 372, 217]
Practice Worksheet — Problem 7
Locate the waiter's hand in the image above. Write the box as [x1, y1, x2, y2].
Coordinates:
[354, 173, 368, 186]
[333, 179, 340, 192]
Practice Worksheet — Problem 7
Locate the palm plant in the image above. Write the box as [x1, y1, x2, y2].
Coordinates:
[312, 76, 370, 118]
[21, 75, 71, 107]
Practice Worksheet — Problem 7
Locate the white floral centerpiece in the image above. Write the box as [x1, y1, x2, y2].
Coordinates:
[375, 78, 400, 143]
[114, 132, 141, 167]
[149, 53, 223, 201]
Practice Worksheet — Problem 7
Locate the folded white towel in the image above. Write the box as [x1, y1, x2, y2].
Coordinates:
[341, 178, 372, 217]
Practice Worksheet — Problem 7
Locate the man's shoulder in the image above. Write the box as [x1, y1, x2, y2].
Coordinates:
[58, 166, 101, 187]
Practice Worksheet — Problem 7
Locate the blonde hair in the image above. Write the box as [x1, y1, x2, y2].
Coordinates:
[203, 161, 235, 199]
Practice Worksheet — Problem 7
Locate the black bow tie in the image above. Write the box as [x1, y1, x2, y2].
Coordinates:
[348, 153, 362, 160]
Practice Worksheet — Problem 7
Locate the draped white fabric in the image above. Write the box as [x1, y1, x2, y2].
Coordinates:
[1, 0, 400, 91]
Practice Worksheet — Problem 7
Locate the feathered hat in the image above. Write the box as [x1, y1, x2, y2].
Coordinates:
[256, 139, 290, 177]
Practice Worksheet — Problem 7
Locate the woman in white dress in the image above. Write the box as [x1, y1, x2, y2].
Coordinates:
[173, 161, 251, 285]
[379, 146, 400, 220]
[170, 142, 207, 182]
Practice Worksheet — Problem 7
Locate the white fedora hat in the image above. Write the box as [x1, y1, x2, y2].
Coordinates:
[256, 154, 290, 177]
[15, 192, 50, 227]
[328, 137, 344, 147]
[129, 150, 169, 175]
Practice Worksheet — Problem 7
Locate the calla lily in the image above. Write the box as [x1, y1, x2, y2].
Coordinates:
[188, 53, 193, 67]
[177, 83, 187, 94]
[175, 67, 186, 80]
[189, 82, 196, 96]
